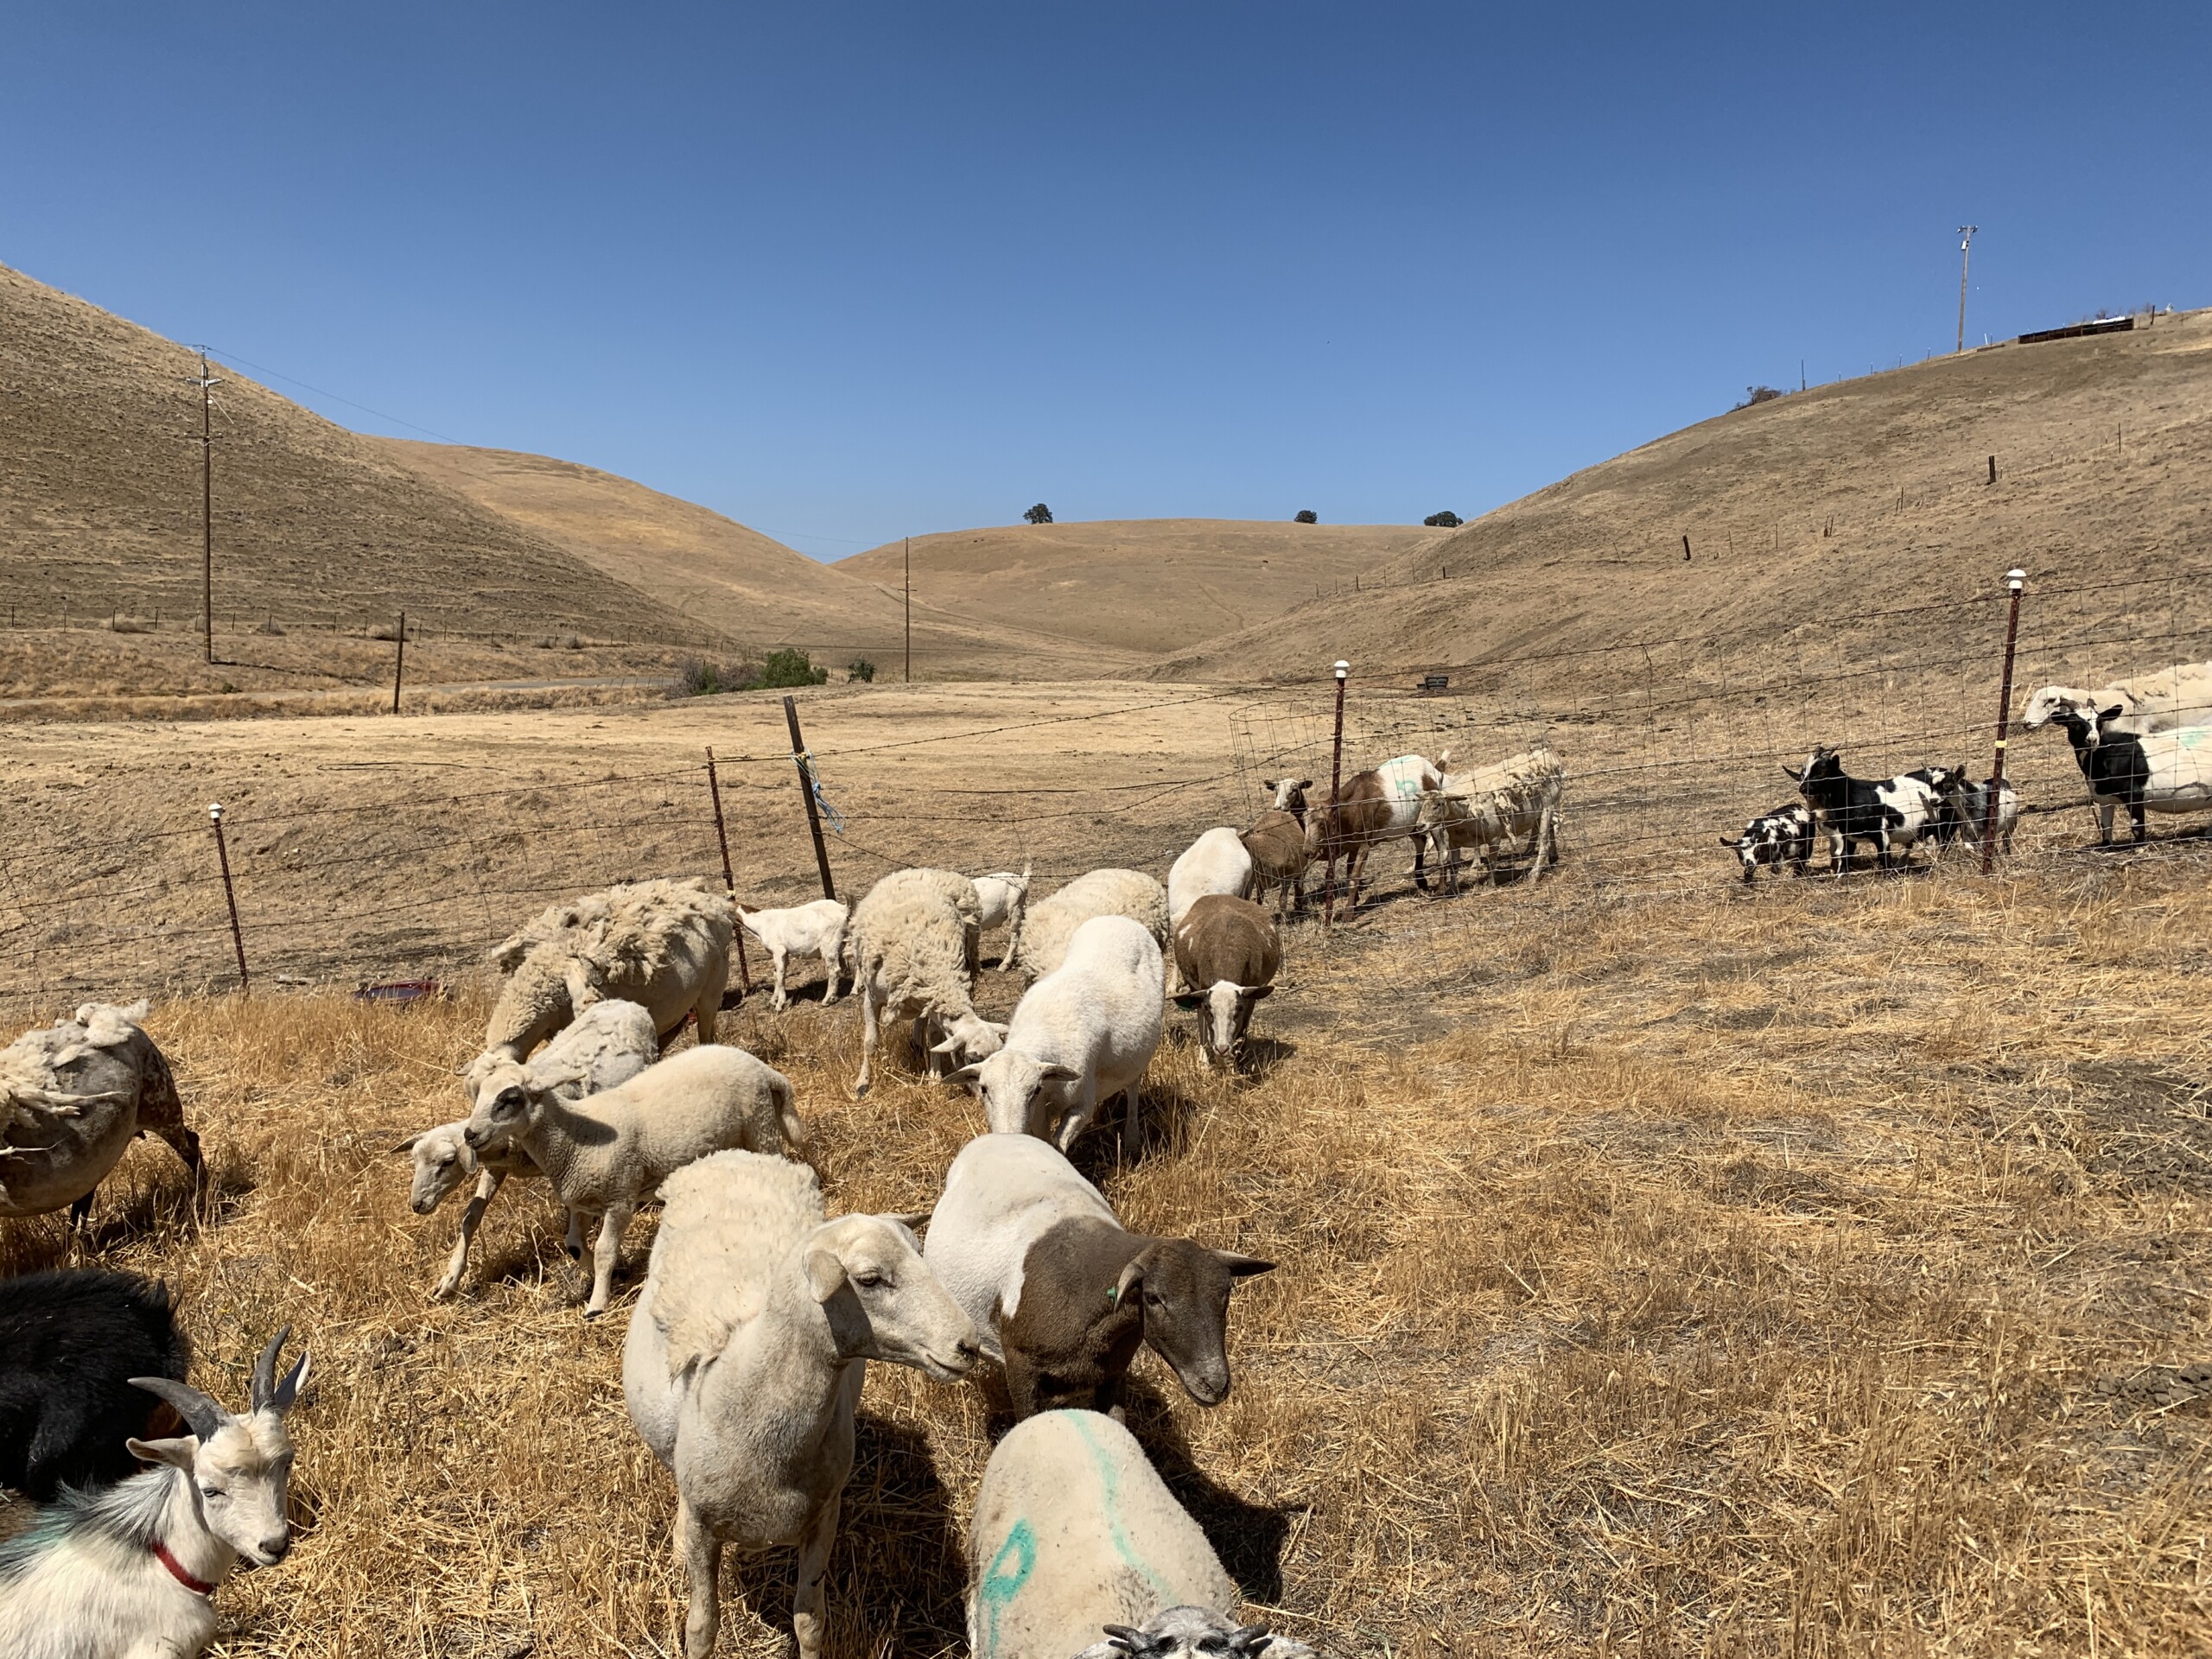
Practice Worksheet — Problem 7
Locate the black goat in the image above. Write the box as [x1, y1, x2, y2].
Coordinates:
[0, 1269, 189, 1498]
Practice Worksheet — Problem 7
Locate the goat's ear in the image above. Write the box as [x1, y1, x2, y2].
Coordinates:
[1172, 993, 1205, 1011]
[804, 1247, 847, 1304]
[1215, 1250, 1276, 1279]
[1242, 984, 1274, 1001]
[1260, 779, 1274, 791]
[1295, 779, 1313, 791]
[1718, 836, 1738, 846]
[2098, 705, 2126, 724]
[127, 1435, 200, 1471]
[1779, 764, 1803, 781]
[267, 1350, 310, 1415]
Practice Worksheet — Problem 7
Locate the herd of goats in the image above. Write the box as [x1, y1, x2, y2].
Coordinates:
[1, 658, 2209, 1659]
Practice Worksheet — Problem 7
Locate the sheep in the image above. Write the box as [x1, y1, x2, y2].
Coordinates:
[403, 1000, 659, 1300]
[847, 868, 1004, 1096]
[924, 1132, 1273, 1419]
[621, 1149, 980, 1659]
[2021, 658, 2212, 738]
[463, 1043, 804, 1319]
[950, 916, 1165, 1160]
[1013, 868, 1170, 982]
[973, 863, 1034, 970]
[737, 899, 851, 1011]
[1417, 744, 1563, 892]
[2047, 707, 2212, 842]
[1170, 896, 1280, 1068]
[0, 1269, 190, 1500]
[1166, 828, 1255, 927]
[479, 878, 734, 1068]
[0, 1328, 308, 1659]
[1783, 747, 1941, 871]
[1305, 752, 1448, 909]
[969, 1410, 1313, 1659]
[1241, 782, 1313, 918]
[1719, 804, 1815, 882]
[1, 1000, 205, 1225]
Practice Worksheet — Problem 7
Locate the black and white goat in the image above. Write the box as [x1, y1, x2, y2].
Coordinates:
[0, 1329, 309, 1659]
[0, 1268, 190, 1500]
[1719, 804, 1814, 883]
[1934, 772, 2021, 856]
[1783, 747, 1939, 872]
[2049, 707, 2212, 843]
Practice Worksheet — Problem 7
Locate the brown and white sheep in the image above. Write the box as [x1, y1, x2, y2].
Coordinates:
[1418, 744, 1564, 891]
[1241, 778, 1313, 918]
[1170, 895, 1281, 1067]
[1304, 752, 1447, 910]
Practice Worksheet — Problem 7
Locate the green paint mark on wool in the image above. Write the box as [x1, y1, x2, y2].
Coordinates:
[976, 1517, 1037, 1658]
[1068, 1411, 1174, 1603]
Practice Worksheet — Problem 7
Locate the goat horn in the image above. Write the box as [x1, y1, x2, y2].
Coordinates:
[1099, 1626, 1163, 1657]
[251, 1326, 292, 1413]
[1228, 1624, 1276, 1655]
[131, 1376, 228, 1441]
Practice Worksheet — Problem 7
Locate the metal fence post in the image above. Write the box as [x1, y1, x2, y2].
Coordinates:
[783, 696, 836, 902]
[209, 804, 249, 992]
[1983, 569, 2026, 874]
[1322, 660, 1349, 925]
[706, 746, 753, 991]
[391, 611, 405, 714]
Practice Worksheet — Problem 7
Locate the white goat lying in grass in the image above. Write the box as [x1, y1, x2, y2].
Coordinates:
[738, 899, 849, 1011]
[0, 1329, 308, 1659]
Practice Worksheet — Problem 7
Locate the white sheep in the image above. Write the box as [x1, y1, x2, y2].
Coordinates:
[463, 1043, 804, 1318]
[622, 1150, 980, 1659]
[1166, 828, 1255, 927]
[847, 868, 1004, 1096]
[967, 1410, 1312, 1659]
[1, 1001, 205, 1224]
[1417, 744, 1564, 891]
[950, 915, 1164, 1159]
[1013, 868, 1170, 982]
[973, 863, 1033, 970]
[2021, 658, 2212, 737]
[737, 899, 850, 1011]
[403, 1000, 658, 1300]
[479, 879, 734, 1066]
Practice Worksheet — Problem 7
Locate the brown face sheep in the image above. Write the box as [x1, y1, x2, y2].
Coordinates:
[1169, 895, 1281, 1067]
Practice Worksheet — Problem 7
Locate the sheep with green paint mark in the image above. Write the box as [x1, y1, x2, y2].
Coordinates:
[966, 1409, 1316, 1659]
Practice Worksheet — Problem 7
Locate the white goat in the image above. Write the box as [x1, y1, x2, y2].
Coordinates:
[1166, 828, 1255, 927]
[1013, 868, 1170, 981]
[738, 899, 850, 1011]
[1418, 744, 1564, 892]
[951, 915, 1164, 1160]
[973, 864, 1033, 970]
[847, 869, 1004, 1096]
[0, 1330, 308, 1659]
[2021, 658, 2212, 738]
[969, 1409, 1311, 1659]
[622, 1150, 981, 1659]
[463, 1043, 804, 1318]
[404, 1000, 658, 1300]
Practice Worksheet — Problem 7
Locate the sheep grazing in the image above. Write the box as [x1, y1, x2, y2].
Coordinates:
[1, 1000, 205, 1225]
[2021, 658, 2212, 738]
[1783, 747, 1940, 872]
[737, 899, 850, 1011]
[1014, 868, 1171, 981]
[0, 1269, 189, 1500]
[847, 868, 1005, 1096]
[464, 1043, 804, 1318]
[1166, 828, 1255, 927]
[969, 1410, 1313, 1659]
[1418, 744, 1563, 892]
[1304, 752, 1447, 909]
[404, 1000, 659, 1300]
[2047, 708, 2212, 843]
[1719, 804, 1815, 883]
[480, 878, 734, 1067]
[1170, 895, 1280, 1069]
[973, 864, 1034, 970]
[951, 916, 1165, 1160]
[622, 1150, 980, 1659]
[925, 1132, 1273, 1418]
[0, 1328, 308, 1659]
[1241, 781, 1313, 918]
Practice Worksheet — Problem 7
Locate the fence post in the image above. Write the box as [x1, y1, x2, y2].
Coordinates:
[1982, 569, 2026, 874]
[391, 611, 405, 714]
[705, 746, 753, 992]
[1323, 660, 1349, 925]
[209, 804, 250, 993]
[783, 696, 836, 901]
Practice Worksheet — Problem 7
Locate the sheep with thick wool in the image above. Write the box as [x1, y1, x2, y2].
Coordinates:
[1012, 868, 1169, 982]
[847, 868, 1004, 1096]
[463, 1043, 803, 1318]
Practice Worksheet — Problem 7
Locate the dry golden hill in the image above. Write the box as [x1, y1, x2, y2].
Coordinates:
[839, 518, 1448, 656]
[0, 262, 696, 645]
[1147, 308, 2212, 697]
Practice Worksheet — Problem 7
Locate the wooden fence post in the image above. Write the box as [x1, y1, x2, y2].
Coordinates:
[1983, 569, 2026, 874]
[784, 696, 836, 902]
[1323, 660, 1349, 925]
[210, 804, 249, 993]
[706, 747, 753, 992]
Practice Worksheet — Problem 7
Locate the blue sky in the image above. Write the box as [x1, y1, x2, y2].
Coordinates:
[2, 5, 2203, 559]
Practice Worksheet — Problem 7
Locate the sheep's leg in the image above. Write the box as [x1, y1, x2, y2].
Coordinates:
[998, 909, 1023, 971]
[563, 1207, 584, 1260]
[1411, 830, 1430, 894]
[2131, 798, 2148, 843]
[67, 1187, 95, 1232]
[790, 1491, 841, 1659]
[818, 934, 844, 1005]
[677, 1499, 724, 1659]
[583, 1205, 633, 1319]
[432, 1168, 506, 1300]
[854, 987, 880, 1097]
[1119, 1084, 1141, 1163]
[1052, 1084, 1096, 1154]
[770, 946, 790, 1012]
[1529, 806, 1556, 884]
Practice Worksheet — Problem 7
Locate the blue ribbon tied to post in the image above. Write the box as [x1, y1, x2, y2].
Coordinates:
[795, 748, 847, 834]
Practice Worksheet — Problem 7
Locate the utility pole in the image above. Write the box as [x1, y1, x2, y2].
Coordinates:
[1955, 226, 1978, 354]
[904, 535, 912, 683]
[191, 351, 223, 662]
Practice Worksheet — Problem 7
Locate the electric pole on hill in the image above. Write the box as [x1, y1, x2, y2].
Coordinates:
[1955, 226, 1978, 354]
[904, 535, 912, 683]
[190, 350, 223, 662]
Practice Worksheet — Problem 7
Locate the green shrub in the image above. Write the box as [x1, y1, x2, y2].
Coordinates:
[1423, 511, 1462, 528]
[756, 648, 829, 689]
[673, 658, 757, 696]
[848, 658, 876, 683]
[1023, 503, 1054, 524]
[1294, 509, 1318, 524]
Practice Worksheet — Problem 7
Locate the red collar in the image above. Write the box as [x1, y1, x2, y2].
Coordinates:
[151, 1539, 216, 1596]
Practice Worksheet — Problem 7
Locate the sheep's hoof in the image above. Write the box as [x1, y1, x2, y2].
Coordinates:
[582, 1306, 607, 1323]
[428, 1281, 460, 1303]
[565, 1245, 583, 1261]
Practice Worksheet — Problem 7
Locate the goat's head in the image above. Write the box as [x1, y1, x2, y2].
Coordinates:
[1088, 1605, 1313, 1658]
[1173, 981, 1273, 1065]
[1262, 778, 1313, 823]
[1783, 747, 1840, 786]
[130, 1328, 309, 1569]
[1115, 1239, 1274, 1407]
[2045, 705, 2101, 752]
[393, 1122, 477, 1213]
[803, 1213, 981, 1381]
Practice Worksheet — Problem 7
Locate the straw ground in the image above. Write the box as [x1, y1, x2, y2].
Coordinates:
[3, 843, 2209, 1656]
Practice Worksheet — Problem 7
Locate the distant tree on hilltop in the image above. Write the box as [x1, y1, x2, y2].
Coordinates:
[1294, 509, 1319, 524]
[1023, 503, 1054, 524]
[1423, 511, 1462, 528]
[1734, 385, 1784, 410]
